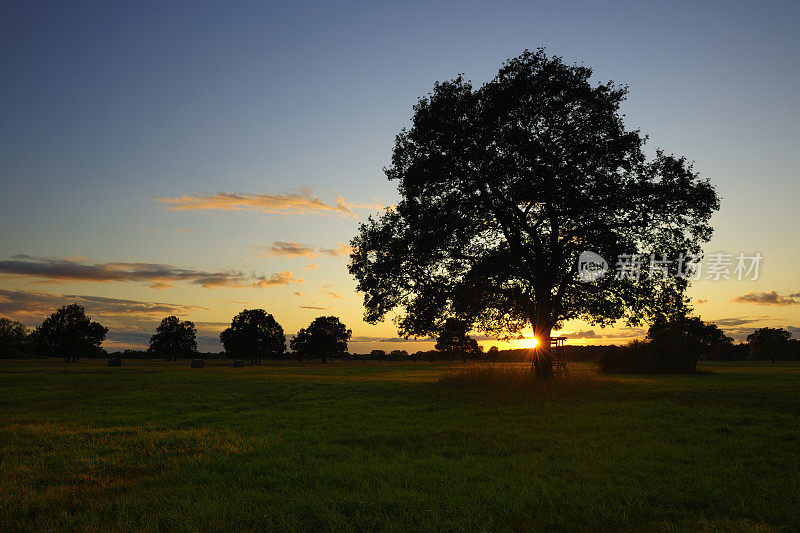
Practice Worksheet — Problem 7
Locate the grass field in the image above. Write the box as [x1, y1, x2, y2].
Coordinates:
[1, 360, 799, 531]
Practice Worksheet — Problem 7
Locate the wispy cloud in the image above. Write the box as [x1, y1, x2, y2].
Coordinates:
[254, 241, 317, 257]
[321, 284, 343, 299]
[299, 305, 332, 310]
[252, 242, 353, 258]
[319, 243, 353, 257]
[712, 316, 770, 327]
[0, 255, 301, 289]
[156, 187, 380, 218]
[732, 291, 800, 306]
[0, 288, 205, 322]
[563, 330, 599, 339]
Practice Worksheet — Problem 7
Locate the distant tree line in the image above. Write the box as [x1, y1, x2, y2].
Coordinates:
[2, 305, 798, 368]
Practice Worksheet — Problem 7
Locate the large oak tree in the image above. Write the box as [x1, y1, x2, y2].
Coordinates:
[349, 49, 719, 377]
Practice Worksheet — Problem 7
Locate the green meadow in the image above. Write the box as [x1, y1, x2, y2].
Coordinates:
[1, 360, 799, 531]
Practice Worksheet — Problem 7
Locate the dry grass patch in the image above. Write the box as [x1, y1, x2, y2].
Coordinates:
[439, 363, 615, 394]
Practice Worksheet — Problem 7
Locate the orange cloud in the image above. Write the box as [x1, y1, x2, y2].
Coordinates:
[252, 241, 354, 259]
[732, 291, 799, 306]
[319, 243, 354, 257]
[253, 241, 317, 257]
[156, 187, 373, 218]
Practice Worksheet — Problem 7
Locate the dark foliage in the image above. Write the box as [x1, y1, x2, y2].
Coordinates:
[32, 304, 107, 362]
[148, 316, 198, 361]
[220, 309, 286, 363]
[598, 316, 732, 373]
[0, 318, 30, 358]
[747, 327, 797, 362]
[290, 316, 351, 363]
[350, 48, 719, 378]
[435, 318, 483, 362]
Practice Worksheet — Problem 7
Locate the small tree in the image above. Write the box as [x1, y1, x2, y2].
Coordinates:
[646, 315, 732, 372]
[148, 316, 197, 361]
[34, 304, 107, 362]
[747, 327, 793, 363]
[0, 318, 30, 358]
[435, 318, 483, 362]
[290, 316, 351, 363]
[389, 349, 409, 360]
[219, 309, 286, 363]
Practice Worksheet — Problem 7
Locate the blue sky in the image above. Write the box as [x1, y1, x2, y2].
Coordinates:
[1, 0, 799, 351]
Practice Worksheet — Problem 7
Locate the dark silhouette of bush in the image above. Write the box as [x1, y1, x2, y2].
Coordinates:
[191, 359, 204, 368]
[388, 349, 408, 360]
[107, 357, 122, 367]
[598, 316, 731, 373]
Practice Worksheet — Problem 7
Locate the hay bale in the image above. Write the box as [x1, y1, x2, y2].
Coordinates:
[191, 359, 204, 368]
[233, 360, 244, 367]
[107, 357, 122, 367]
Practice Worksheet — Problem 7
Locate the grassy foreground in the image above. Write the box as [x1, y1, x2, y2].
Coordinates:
[1, 360, 799, 531]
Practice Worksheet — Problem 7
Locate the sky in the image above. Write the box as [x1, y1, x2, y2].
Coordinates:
[1, 0, 799, 352]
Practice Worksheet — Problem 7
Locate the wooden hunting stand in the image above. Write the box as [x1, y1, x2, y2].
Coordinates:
[550, 336, 567, 375]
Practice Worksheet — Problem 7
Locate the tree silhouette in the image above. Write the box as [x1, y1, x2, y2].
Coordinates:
[747, 327, 793, 363]
[646, 315, 733, 372]
[148, 316, 197, 361]
[290, 316, 351, 363]
[34, 304, 107, 362]
[219, 309, 285, 363]
[349, 49, 719, 378]
[434, 318, 482, 362]
[0, 318, 29, 358]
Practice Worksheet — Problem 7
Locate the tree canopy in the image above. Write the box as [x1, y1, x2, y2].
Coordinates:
[148, 316, 197, 361]
[219, 309, 286, 363]
[0, 318, 29, 358]
[33, 304, 107, 362]
[434, 318, 483, 362]
[349, 49, 719, 377]
[747, 327, 795, 362]
[290, 316, 351, 363]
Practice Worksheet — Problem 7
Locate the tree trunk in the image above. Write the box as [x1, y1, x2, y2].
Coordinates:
[531, 328, 554, 380]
